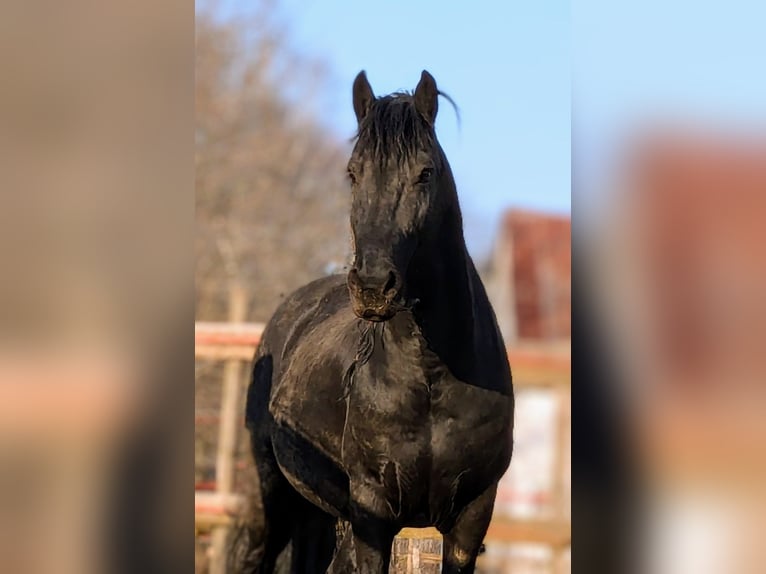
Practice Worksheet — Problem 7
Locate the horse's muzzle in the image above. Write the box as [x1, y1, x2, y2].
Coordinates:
[347, 267, 401, 322]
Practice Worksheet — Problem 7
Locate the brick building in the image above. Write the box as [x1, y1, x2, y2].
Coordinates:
[487, 209, 571, 345]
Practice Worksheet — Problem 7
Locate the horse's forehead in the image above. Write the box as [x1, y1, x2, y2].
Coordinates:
[354, 146, 432, 170]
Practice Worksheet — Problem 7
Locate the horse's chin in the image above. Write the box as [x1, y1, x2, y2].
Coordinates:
[362, 313, 393, 323]
[350, 299, 397, 323]
[355, 308, 395, 323]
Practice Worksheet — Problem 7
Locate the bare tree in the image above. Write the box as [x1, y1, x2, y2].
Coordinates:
[195, 1, 351, 324]
[194, 3, 353, 548]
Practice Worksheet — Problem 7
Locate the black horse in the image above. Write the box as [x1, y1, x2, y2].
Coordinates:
[240, 71, 513, 573]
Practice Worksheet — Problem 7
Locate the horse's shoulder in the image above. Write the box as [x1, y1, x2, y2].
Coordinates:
[276, 274, 349, 321]
[264, 273, 356, 392]
[264, 276, 356, 452]
[258, 274, 347, 348]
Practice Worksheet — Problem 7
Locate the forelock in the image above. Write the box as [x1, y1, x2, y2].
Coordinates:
[354, 93, 435, 165]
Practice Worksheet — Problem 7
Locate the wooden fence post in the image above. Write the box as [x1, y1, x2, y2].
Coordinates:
[553, 384, 571, 574]
[209, 284, 248, 574]
[391, 529, 443, 573]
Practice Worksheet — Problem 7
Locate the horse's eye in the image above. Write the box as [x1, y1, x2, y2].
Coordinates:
[417, 168, 434, 185]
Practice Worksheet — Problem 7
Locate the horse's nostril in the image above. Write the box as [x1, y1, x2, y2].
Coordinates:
[348, 266, 399, 301]
[347, 268, 361, 289]
[383, 270, 399, 296]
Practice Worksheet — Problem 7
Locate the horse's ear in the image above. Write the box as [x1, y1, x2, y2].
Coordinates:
[414, 70, 438, 125]
[352, 71, 375, 124]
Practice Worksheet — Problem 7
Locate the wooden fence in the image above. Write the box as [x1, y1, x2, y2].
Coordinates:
[195, 321, 570, 572]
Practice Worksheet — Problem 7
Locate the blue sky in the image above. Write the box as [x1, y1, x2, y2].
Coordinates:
[212, 0, 766, 256]
[574, 0, 766, 215]
[220, 0, 571, 258]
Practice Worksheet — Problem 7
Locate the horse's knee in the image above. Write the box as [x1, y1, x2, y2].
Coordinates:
[441, 539, 478, 573]
[451, 545, 473, 566]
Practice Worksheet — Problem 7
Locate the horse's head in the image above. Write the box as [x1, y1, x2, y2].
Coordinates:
[346, 70, 451, 322]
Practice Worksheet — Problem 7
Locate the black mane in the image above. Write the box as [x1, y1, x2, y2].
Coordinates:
[354, 93, 435, 163]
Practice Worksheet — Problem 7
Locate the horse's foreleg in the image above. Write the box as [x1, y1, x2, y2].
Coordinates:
[351, 521, 396, 574]
[327, 521, 395, 574]
[288, 501, 336, 574]
[234, 452, 294, 574]
[441, 483, 497, 574]
[235, 351, 295, 574]
[326, 481, 397, 574]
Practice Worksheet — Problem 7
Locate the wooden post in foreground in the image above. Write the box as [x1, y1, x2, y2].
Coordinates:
[391, 528, 443, 573]
[209, 284, 249, 574]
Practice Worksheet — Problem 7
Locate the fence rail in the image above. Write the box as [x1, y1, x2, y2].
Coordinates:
[194, 491, 570, 547]
[195, 321, 571, 384]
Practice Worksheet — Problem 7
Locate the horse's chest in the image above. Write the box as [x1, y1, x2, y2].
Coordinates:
[272, 317, 512, 525]
[339, 346, 434, 511]
[344, 358, 433, 469]
[343, 354, 512, 524]
[342, 351, 508, 514]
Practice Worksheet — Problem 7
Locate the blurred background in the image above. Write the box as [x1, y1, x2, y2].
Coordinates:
[195, 0, 570, 573]
[4, 0, 765, 572]
[574, 1, 766, 573]
[0, 0, 193, 572]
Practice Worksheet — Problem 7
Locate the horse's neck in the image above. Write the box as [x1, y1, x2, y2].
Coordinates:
[409, 210, 478, 375]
